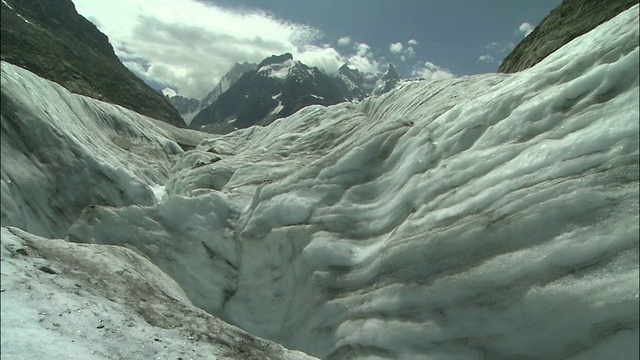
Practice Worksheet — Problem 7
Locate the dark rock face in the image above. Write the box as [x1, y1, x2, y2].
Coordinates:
[199, 62, 258, 113]
[0, 0, 186, 128]
[169, 96, 200, 116]
[188, 54, 406, 134]
[333, 64, 368, 101]
[377, 64, 401, 95]
[499, 0, 639, 73]
[189, 54, 347, 134]
[257, 53, 294, 69]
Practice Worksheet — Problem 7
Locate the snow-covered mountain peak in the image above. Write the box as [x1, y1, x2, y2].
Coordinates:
[256, 52, 294, 69]
[338, 63, 365, 83]
[257, 58, 298, 79]
[190, 53, 347, 133]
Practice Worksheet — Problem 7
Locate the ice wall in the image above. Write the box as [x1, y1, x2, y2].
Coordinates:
[0, 67, 210, 238]
[2, 5, 639, 360]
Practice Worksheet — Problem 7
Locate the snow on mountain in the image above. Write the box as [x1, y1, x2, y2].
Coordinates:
[373, 64, 402, 95]
[258, 58, 298, 79]
[332, 64, 379, 101]
[189, 53, 346, 134]
[167, 62, 258, 126]
[167, 94, 200, 120]
[185, 55, 402, 133]
[197, 62, 258, 117]
[2, 5, 639, 360]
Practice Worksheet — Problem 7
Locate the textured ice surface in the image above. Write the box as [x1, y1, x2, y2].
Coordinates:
[0, 227, 318, 360]
[1, 5, 639, 360]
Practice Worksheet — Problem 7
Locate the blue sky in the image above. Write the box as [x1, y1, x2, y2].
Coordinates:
[208, 0, 561, 74]
[74, 0, 561, 99]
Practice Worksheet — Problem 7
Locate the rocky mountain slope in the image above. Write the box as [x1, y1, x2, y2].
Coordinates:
[374, 64, 401, 95]
[168, 95, 200, 121]
[189, 53, 348, 134]
[169, 62, 258, 126]
[499, 0, 639, 73]
[0, 0, 185, 128]
[187, 54, 403, 134]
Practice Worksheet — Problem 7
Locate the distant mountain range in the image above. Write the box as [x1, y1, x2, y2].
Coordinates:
[170, 53, 404, 134]
[0, 0, 186, 128]
[169, 62, 258, 125]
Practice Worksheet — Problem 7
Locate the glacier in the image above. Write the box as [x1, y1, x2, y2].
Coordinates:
[1, 5, 639, 360]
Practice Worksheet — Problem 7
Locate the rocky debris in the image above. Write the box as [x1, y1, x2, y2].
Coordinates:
[1, 226, 318, 359]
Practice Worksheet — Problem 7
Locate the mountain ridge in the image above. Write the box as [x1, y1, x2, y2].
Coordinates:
[186, 54, 403, 134]
[0, 0, 186, 128]
[499, 0, 639, 73]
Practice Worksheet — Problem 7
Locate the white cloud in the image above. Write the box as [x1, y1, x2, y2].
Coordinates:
[338, 36, 352, 47]
[518, 22, 535, 37]
[479, 41, 515, 65]
[411, 61, 454, 81]
[478, 54, 495, 63]
[346, 54, 380, 74]
[73, 0, 328, 99]
[296, 45, 344, 73]
[354, 42, 371, 57]
[486, 42, 502, 52]
[485, 41, 515, 54]
[71, 0, 446, 98]
[389, 42, 404, 54]
[344, 42, 382, 73]
[390, 41, 417, 60]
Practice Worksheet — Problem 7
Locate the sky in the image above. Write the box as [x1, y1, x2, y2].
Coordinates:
[72, 0, 562, 100]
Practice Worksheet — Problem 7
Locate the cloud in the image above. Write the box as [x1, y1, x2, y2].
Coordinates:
[72, 0, 335, 99]
[296, 45, 344, 73]
[346, 54, 380, 74]
[485, 42, 502, 52]
[346, 42, 380, 73]
[337, 36, 352, 46]
[485, 41, 515, 54]
[411, 61, 454, 81]
[478, 41, 515, 66]
[390, 40, 417, 61]
[72, 0, 448, 99]
[354, 42, 371, 57]
[389, 42, 404, 54]
[478, 54, 495, 63]
[518, 22, 535, 37]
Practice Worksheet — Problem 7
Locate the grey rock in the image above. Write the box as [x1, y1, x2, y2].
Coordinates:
[499, 0, 639, 73]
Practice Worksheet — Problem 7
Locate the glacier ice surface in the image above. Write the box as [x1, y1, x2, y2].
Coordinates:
[1, 5, 639, 360]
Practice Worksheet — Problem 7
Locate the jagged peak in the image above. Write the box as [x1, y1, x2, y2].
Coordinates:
[257, 53, 294, 69]
[384, 64, 400, 80]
